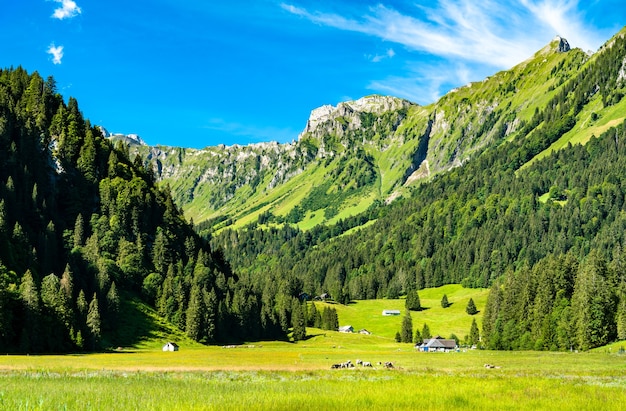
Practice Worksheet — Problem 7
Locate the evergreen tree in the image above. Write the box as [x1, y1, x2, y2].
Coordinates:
[19, 270, 40, 352]
[400, 312, 413, 343]
[394, 331, 402, 343]
[291, 299, 306, 341]
[414, 328, 422, 344]
[441, 294, 450, 308]
[73, 214, 85, 248]
[617, 292, 626, 341]
[307, 302, 318, 327]
[571, 252, 616, 350]
[86, 293, 101, 350]
[405, 289, 422, 311]
[466, 298, 478, 315]
[469, 318, 480, 346]
[185, 283, 205, 342]
[422, 323, 431, 340]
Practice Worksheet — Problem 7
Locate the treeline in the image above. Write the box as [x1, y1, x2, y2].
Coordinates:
[211, 35, 626, 350]
[482, 250, 626, 351]
[0, 67, 298, 352]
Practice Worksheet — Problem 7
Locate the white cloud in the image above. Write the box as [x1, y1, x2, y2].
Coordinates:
[52, 0, 82, 20]
[282, 1, 605, 68]
[47, 44, 64, 64]
[369, 48, 396, 63]
[282, 1, 611, 104]
[367, 62, 476, 104]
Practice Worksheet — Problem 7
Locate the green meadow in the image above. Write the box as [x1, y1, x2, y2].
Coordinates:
[1, 343, 626, 410]
[1, 286, 625, 410]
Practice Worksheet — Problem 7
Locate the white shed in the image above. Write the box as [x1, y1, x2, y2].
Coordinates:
[162, 342, 179, 352]
[382, 309, 401, 316]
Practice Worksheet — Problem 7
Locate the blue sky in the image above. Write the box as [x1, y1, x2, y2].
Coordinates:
[1, 1, 624, 148]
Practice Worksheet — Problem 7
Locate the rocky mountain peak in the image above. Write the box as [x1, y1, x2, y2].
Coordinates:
[553, 36, 571, 53]
[300, 95, 413, 137]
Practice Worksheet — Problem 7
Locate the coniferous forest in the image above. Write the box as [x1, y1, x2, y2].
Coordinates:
[0, 67, 294, 352]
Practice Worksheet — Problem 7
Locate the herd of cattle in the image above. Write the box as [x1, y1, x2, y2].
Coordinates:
[330, 359, 394, 369]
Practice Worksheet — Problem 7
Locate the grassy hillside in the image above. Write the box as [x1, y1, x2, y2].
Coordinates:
[123, 36, 602, 233]
[314, 285, 488, 341]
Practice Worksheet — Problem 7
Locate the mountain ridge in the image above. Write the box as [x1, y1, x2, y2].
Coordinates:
[115, 33, 600, 233]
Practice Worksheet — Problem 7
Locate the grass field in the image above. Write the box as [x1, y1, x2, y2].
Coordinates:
[1, 286, 625, 410]
[316, 284, 488, 340]
[1, 341, 626, 410]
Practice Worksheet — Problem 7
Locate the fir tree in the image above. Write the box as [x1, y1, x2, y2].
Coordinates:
[466, 298, 478, 315]
[422, 323, 431, 340]
[414, 328, 422, 344]
[469, 318, 480, 346]
[291, 299, 306, 341]
[405, 289, 421, 311]
[441, 294, 450, 308]
[401, 312, 413, 343]
[86, 293, 101, 350]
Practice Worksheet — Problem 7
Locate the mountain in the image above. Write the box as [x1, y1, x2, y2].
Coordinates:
[121, 34, 611, 234]
[205, 28, 626, 351]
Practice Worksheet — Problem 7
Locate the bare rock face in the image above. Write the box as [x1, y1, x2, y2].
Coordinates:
[300, 95, 414, 137]
[555, 36, 571, 53]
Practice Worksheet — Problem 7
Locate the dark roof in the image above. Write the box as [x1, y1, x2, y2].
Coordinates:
[421, 338, 456, 349]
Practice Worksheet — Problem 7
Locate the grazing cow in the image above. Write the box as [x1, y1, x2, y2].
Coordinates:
[384, 361, 394, 369]
[362, 361, 372, 367]
[356, 359, 363, 366]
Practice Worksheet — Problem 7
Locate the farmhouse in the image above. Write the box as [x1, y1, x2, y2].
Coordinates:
[339, 325, 354, 333]
[416, 336, 457, 352]
[382, 309, 401, 316]
[162, 342, 179, 352]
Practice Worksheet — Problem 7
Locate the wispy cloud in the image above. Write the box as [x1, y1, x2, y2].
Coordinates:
[368, 48, 395, 63]
[47, 43, 64, 64]
[281, 1, 608, 104]
[368, 62, 473, 104]
[52, 0, 82, 20]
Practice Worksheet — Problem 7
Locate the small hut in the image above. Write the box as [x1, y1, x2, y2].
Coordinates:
[162, 342, 179, 352]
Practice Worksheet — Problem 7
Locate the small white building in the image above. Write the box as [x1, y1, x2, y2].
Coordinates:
[339, 325, 354, 333]
[162, 342, 179, 352]
[382, 309, 401, 316]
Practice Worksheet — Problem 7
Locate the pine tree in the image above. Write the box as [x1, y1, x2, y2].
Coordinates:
[469, 318, 480, 346]
[405, 289, 421, 311]
[618, 292, 626, 341]
[422, 323, 431, 340]
[441, 294, 450, 308]
[86, 293, 101, 350]
[19, 270, 40, 352]
[307, 302, 318, 327]
[466, 298, 478, 315]
[291, 299, 306, 341]
[73, 214, 85, 248]
[186, 283, 205, 342]
[401, 312, 413, 343]
[414, 328, 422, 344]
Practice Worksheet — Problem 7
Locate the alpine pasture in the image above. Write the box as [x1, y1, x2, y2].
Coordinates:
[1, 286, 625, 410]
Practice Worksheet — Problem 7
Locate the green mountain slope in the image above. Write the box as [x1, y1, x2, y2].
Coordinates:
[209, 28, 626, 352]
[123, 34, 626, 234]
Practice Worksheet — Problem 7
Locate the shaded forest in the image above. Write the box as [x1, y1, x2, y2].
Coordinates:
[0, 67, 300, 352]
